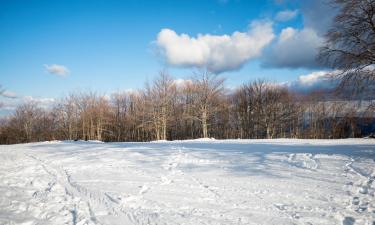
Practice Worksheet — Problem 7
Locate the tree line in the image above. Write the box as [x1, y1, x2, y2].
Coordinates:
[1, 0, 374, 144]
[0, 71, 374, 144]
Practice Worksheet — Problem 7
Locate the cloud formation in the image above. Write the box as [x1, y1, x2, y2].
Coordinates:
[44, 64, 70, 76]
[173, 78, 192, 88]
[155, 21, 275, 73]
[275, 9, 298, 22]
[23, 96, 55, 106]
[262, 27, 324, 69]
[0, 95, 56, 116]
[1, 90, 17, 99]
[260, 0, 338, 69]
[287, 70, 340, 93]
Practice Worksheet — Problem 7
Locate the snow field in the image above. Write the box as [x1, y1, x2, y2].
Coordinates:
[0, 139, 375, 225]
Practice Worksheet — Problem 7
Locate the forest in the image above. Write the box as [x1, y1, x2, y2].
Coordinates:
[0, 70, 374, 144]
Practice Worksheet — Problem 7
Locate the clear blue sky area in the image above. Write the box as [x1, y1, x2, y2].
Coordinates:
[0, 0, 328, 101]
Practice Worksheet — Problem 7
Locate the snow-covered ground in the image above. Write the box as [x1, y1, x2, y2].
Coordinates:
[1, 139, 375, 225]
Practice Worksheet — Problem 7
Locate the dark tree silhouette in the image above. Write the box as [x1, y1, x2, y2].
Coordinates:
[319, 0, 375, 93]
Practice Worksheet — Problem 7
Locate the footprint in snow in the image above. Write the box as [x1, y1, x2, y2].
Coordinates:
[138, 185, 149, 195]
[355, 202, 368, 213]
[358, 185, 369, 194]
[352, 197, 360, 205]
[274, 203, 286, 211]
[161, 176, 172, 185]
[342, 216, 355, 225]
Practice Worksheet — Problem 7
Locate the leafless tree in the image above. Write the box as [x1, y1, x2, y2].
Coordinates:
[187, 70, 225, 138]
[233, 80, 302, 139]
[12, 102, 42, 142]
[150, 71, 176, 140]
[319, 0, 375, 94]
[0, 71, 373, 144]
[53, 94, 80, 140]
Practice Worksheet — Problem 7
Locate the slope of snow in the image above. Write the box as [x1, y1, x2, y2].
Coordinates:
[0, 139, 375, 225]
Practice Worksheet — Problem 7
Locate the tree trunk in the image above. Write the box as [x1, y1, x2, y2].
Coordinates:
[202, 110, 208, 138]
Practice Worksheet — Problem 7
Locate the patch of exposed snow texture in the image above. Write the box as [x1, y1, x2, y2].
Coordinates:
[0, 139, 375, 225]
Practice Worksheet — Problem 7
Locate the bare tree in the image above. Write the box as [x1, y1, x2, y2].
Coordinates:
[110, 91, 129, 141]
[13, 102, 41, 142]
[187, 70, 225, 138]
[0, 70, 373, 143]
[233, 80, 302, 139]
[54, 94, 80, 140]
[141, 71, 176, 140]
[152, 71, 176, 140]
[319, 0, 375, 93]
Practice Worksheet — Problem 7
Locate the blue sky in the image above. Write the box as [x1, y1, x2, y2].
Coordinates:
[0, 0, 336, 114]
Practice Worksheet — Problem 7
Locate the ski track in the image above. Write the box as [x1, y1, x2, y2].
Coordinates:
[0, 139, 375, 225]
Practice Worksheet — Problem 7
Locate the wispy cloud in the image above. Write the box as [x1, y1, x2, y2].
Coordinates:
[155, 21, 275, 73]
[44, 64, 70, 76]
[1, 90, 17, 99]
[275, 9, 298, 22]
[23, 96, 55, 106]
[0, 95, 55, 115]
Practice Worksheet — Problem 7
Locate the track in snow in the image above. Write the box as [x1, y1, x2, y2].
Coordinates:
[0, 139, 375, 225]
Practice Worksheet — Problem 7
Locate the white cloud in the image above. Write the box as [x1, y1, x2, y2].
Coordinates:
[173, 79, 192, 88]
[1, 90, 17, 99]
[262, 27, 324, 69]
[275, 9, 298, 22]
[287, 70, 340, 92]
[279, 27, 296, 42]
[155, 21, 275, 73]
[0, 101, 17, 112]
[0, 95, 56, 116]
[44, 64, 70, 76]
[260, 0, 338, 69]
[298, 71, 329, 85]
[23, 96, 55, 108]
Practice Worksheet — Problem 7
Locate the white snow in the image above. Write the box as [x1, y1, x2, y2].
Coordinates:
[1, 139, 375, 225]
